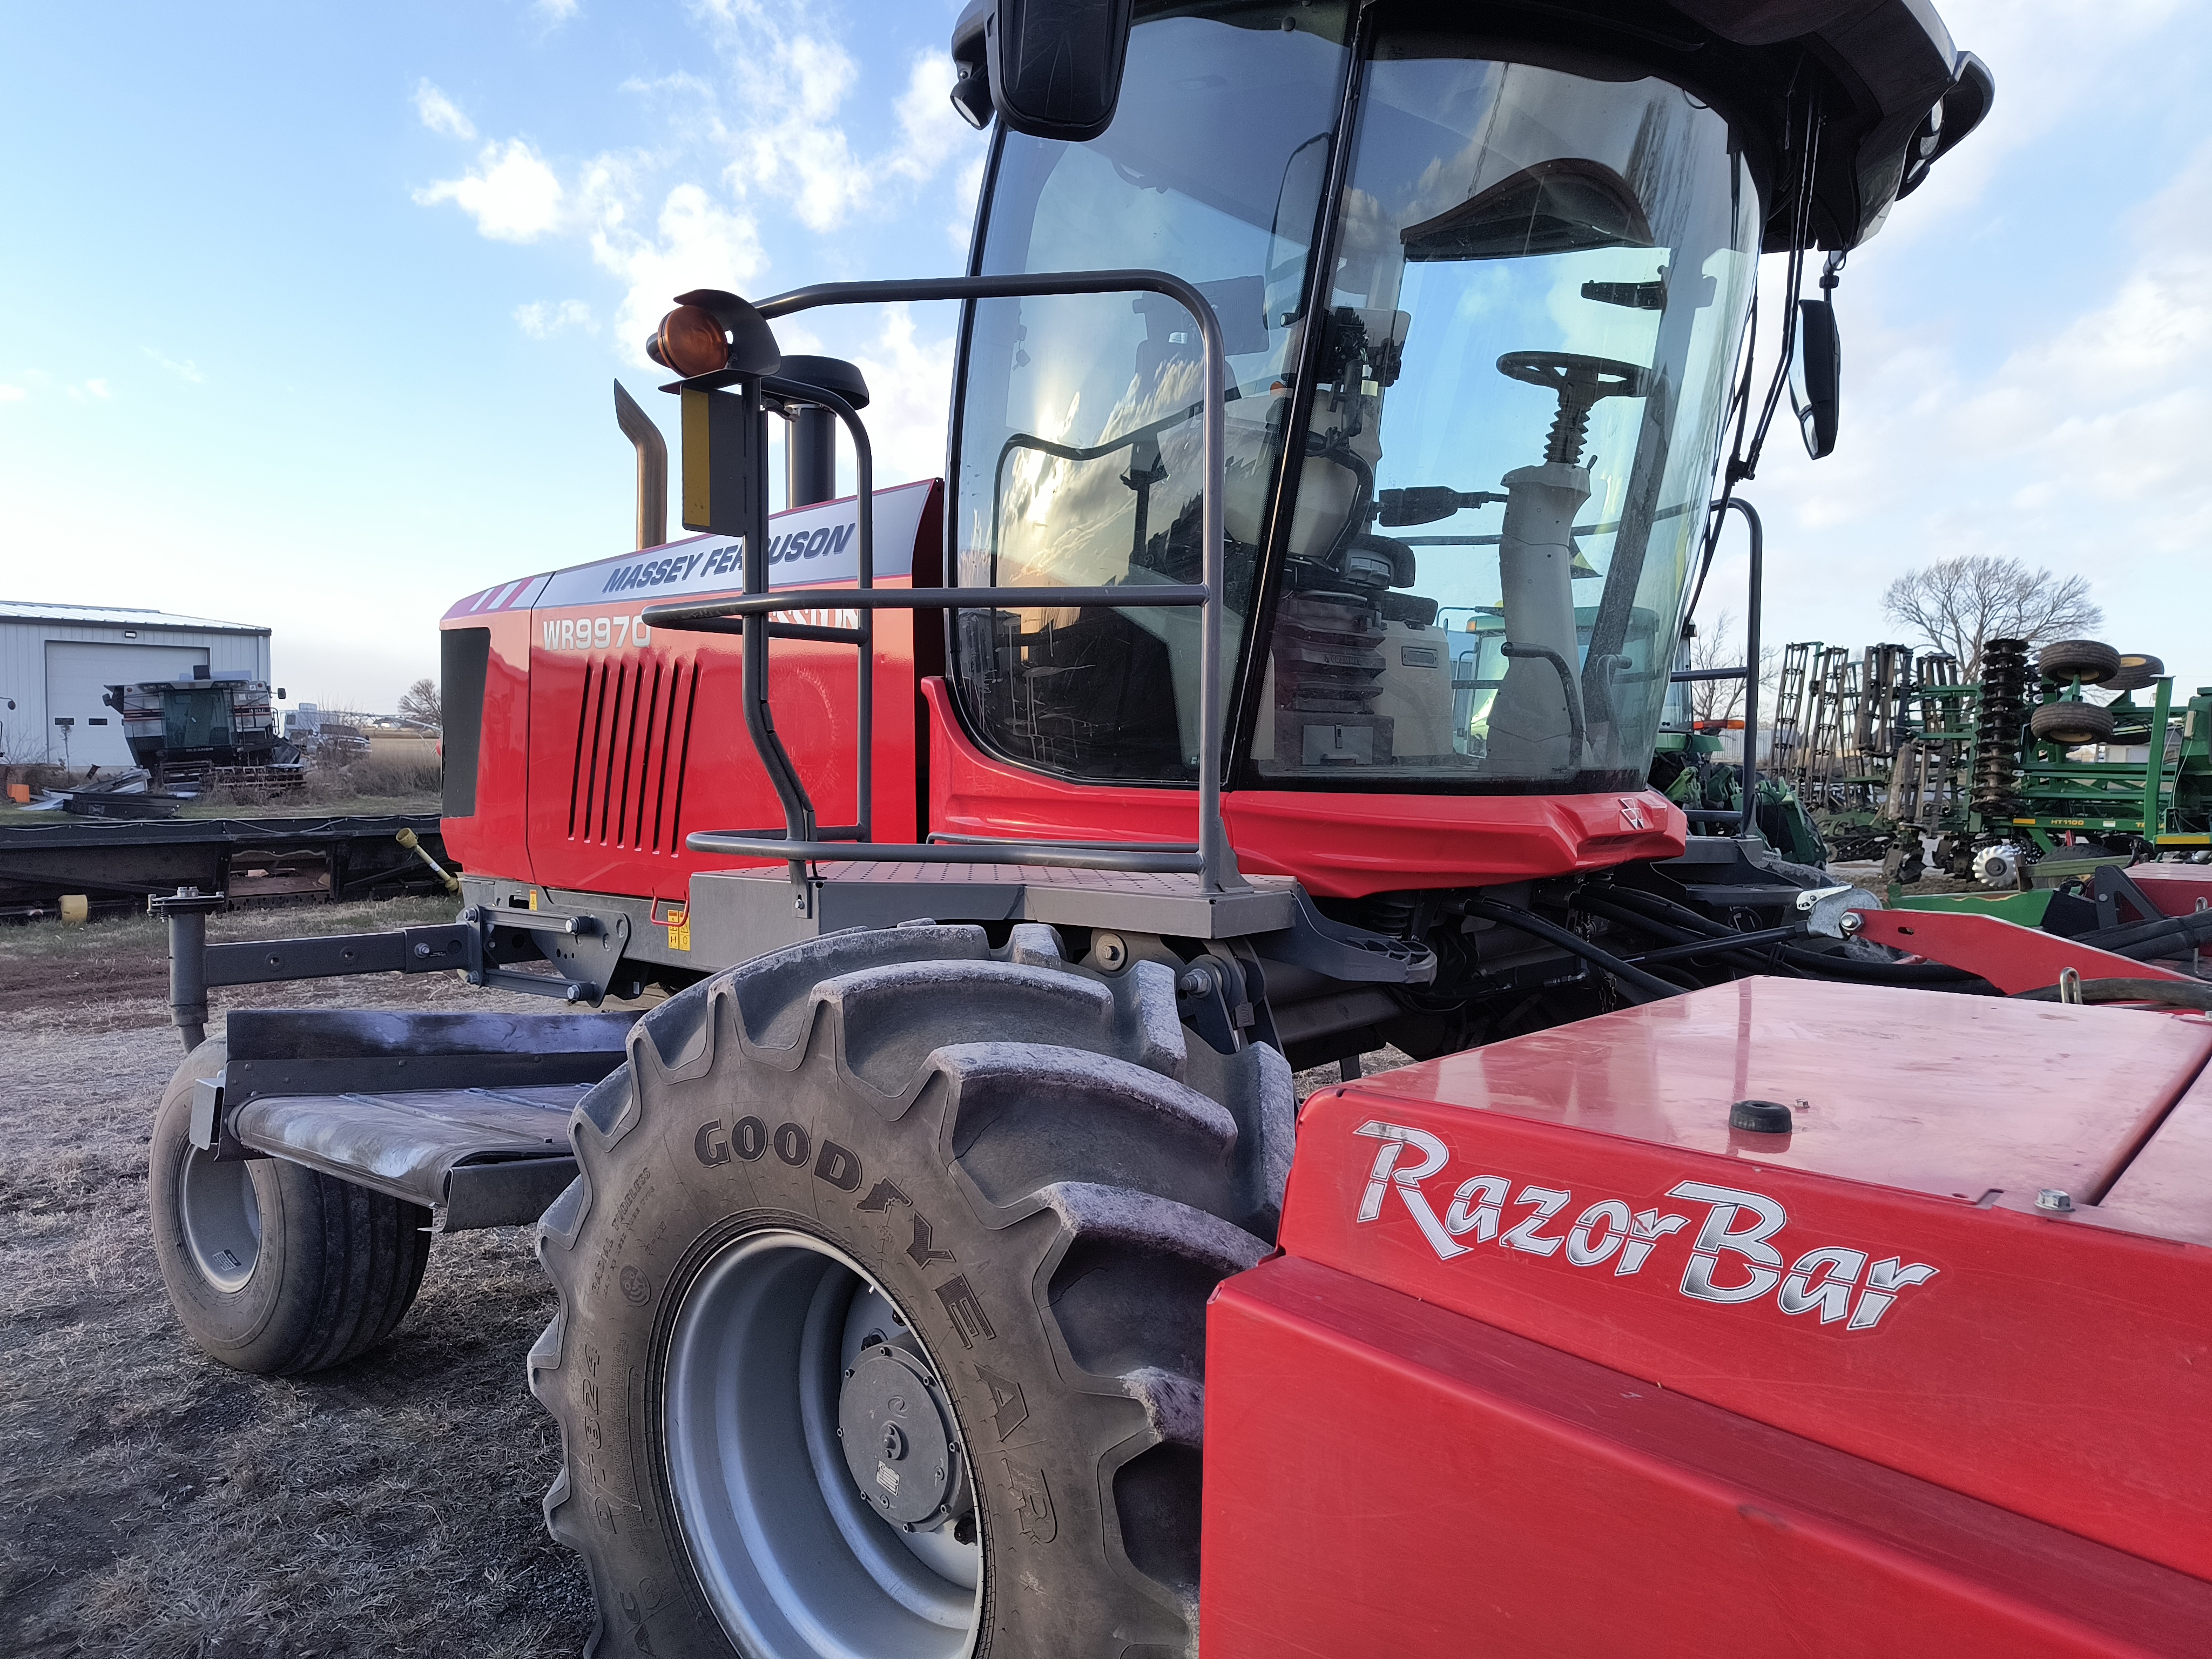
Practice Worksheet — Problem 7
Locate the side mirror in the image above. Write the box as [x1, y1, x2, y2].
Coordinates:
[1790, 298, 1840, 460]
[949, 0, 1135, 144]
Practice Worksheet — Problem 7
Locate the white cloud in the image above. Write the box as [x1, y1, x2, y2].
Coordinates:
[947, 151, 986, 252]
[408, 5, 984, 395]
[143, 347, 205, 384]
[889, 52, 968, 182]
[64, 379, 112, 403]
[537, 0, 579, 22]
[413, 79, 477, 141]
[709, 15, 981, 232]
[851, 304, 956, 485]
[514, 300, 597, 338]
[724, 31, 872, 232]
[415, 139, 565, 241]
[593, 183, 767, 360]
[1743, 137, 2212, 691]
[1867, 0, 2186, 245]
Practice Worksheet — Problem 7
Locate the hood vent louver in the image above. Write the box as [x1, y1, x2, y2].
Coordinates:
[567, 655, 700, 852]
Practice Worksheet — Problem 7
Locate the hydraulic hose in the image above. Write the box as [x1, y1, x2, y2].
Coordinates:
[1586, 884, 1745, 939]
[1591, 883, 1993, 987]
[2079, 909, 2212, 957]
[1456, 896, 1683, 1003]
[1572, 892, 1799, 979]
[1777, 947, 2000, 990]
[2013, 978, 2212, 1011]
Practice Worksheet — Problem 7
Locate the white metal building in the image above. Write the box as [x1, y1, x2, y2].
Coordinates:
[0, 601, 273, 769]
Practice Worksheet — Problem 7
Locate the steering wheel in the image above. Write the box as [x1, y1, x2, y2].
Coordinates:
[1496, 350, 1653, 402]
[1496, 350, 1654, 466]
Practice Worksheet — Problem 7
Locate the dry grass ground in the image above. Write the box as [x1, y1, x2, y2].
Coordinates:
[0, 752, 441, 824]
[0, 901, 598, 1657]
[0, 899, 1409, 1655]
[184, 751, 443, 819]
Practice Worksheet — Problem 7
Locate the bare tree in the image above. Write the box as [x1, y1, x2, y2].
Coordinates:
[397, 678, 442, 728]
[1881, 555, 2101, 680]
[1685, 613, 1780, 725]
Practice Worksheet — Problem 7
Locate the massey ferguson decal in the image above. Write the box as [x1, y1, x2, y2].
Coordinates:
[528, 477, 934, 611]
[1353, 1121, 1937, 1331]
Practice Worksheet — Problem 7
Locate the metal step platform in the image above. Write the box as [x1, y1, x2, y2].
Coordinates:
[232, 1083, 591, 1231]
[203, 1007, 639, 1230]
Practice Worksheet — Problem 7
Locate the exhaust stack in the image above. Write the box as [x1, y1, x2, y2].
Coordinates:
[613, 380, 669, 551]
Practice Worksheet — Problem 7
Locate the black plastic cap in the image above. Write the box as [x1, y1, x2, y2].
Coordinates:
[1729, 1098, 1794, 1134]
[771, 354, 872, 412]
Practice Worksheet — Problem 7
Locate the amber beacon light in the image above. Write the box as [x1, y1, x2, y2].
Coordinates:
[649, 304, 731, 379]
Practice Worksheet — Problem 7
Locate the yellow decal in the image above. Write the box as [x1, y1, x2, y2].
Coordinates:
[666, 906, 691, 953]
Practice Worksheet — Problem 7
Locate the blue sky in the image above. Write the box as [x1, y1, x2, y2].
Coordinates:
[1, 0, 2205, 712]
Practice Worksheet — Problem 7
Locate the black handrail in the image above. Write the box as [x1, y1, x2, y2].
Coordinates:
[644, 269, 1244, 895]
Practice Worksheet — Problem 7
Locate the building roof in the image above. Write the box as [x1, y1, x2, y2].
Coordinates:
[0, 600, 269, 634]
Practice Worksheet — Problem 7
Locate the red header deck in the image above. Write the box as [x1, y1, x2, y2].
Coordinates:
[1276, 980, 2212, 1580]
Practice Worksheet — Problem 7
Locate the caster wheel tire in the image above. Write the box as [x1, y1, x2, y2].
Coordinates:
[2035, 639, 2120, 686]
[531, 923, 1292, 1659]
[150, 1040, 433, 1374]
[2103, 653, 2164, 693]
[2030, 699, 2116, 747]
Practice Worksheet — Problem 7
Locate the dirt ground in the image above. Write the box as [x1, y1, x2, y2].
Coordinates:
[0, 899, 1404, 1656]
[0, 900, 598, 1658]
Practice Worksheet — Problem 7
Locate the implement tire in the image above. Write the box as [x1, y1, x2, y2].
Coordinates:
[530, 923, 1292, 1659]
[2103, 653, 2164, 693]
[150, 1040, 433, 1374]
[2036, 639, 2120, 685]
[2030, 699, 2116, 746]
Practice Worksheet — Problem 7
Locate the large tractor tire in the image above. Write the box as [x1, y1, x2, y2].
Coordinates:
[2030, 699, 2116, 747]
[150, 1039, 433, 1373]
[530, 922, 1292, 1659]
[2036, 638, 2121, 685]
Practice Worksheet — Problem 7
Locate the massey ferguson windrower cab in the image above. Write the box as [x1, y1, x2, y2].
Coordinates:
[143, 4, 2212, 1655]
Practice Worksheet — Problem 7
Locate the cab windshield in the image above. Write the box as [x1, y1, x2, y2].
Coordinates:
[950, 6, 1760, 793]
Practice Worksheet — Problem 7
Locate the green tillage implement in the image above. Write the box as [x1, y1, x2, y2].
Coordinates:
[2003, 678, 2211, 855]
[1800, 672, 2210, 868]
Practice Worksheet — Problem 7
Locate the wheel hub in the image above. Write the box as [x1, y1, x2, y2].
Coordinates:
[179, 1145, 262, 1293]
[660, 1229, 982, 1657]
[839, 1345, 962, 1529]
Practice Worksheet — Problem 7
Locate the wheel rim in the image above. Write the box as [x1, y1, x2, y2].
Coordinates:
[662, 1229, 983, 1658]
[179, 1146, 262, 1293]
